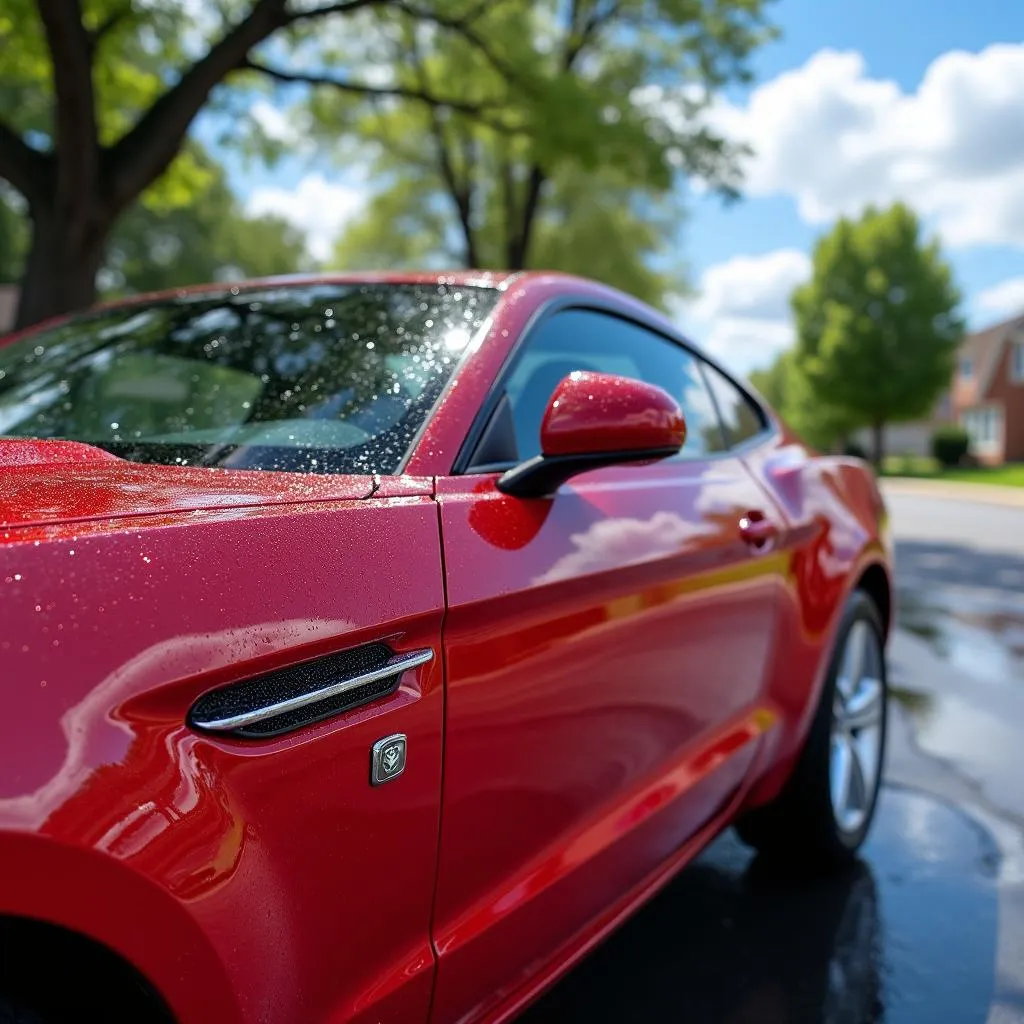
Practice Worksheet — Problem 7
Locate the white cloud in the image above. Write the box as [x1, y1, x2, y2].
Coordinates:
[707, 43, 1024, 249]
[250, 99, 300, 145]
[676, 249, 810, 373]
[536, 512, 714, 584]
[697, 317, 797, 372]
[976, 276, 1024, 317]
[691, 249, 810, 322]
[246, 173, 368, 262]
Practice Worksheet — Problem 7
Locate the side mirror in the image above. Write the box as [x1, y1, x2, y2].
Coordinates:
[497, 371, 686, 498]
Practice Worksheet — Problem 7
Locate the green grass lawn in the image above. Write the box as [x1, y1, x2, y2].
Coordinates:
[881, 455, 1024, 487]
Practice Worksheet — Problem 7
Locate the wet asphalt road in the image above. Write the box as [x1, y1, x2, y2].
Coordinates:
[523, 487, 1024, 1024]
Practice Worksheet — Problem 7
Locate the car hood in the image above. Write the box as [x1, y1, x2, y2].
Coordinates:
[0, 438, 420, 530]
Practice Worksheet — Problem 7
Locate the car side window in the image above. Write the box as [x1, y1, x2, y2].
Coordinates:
[700, 362, 768, 448]
[503, 309, 726, 461]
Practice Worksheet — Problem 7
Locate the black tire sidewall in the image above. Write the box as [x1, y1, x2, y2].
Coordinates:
[735, 587, 889, 868]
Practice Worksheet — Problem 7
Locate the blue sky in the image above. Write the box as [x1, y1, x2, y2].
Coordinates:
[667, 0, 1024, 372]
[219, 0, 1024, 377]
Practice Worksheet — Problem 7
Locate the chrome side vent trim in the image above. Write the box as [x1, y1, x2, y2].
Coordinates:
[188, 645, 433, 739]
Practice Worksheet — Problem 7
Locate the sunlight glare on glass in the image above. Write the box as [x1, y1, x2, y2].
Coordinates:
[442, 327, 472, 353]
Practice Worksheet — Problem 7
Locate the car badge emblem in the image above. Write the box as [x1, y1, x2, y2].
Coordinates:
[371, 734, 407, 785]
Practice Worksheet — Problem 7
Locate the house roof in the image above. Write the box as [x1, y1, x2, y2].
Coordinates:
[961, 311, 1024, 399]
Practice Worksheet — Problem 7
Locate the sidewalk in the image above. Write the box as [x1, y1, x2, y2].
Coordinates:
[881, 476, 1024, 508]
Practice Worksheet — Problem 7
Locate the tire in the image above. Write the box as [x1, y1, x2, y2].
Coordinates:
[736, 589, 888, 870]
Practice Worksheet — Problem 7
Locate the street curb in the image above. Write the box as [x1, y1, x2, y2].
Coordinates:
[881, 477, 1024, 508]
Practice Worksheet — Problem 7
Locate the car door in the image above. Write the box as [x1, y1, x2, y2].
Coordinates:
[429, 308, 787, 1023]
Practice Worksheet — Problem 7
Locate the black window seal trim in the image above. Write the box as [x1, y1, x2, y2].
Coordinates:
[697, 358, 770, 452]
[451, 294, 779, 477]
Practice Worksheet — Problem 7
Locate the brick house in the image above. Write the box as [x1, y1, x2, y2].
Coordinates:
[952, 312, 1024, 465]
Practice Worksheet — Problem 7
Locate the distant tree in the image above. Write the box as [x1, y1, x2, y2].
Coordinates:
[791, 203, 963, 466]
[749, 348, 858, 452]
[782, 353, 860, 452]
[748, 350, 790, 411]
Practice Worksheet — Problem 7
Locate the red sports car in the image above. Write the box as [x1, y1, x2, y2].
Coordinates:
[0, 272, 892, 1023]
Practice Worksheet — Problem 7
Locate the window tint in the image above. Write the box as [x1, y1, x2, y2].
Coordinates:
[503, 309, 726, 461]
[0, 283, 498, 475]
[701, 362, 767, 447]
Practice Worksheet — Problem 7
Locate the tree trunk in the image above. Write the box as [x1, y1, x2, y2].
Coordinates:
[454, 193, 479, 268]
[3, 0, 301, 331]
[506, 166, 546, 270]
[14, 201, 109, 330]
[870, 421, 885, 470]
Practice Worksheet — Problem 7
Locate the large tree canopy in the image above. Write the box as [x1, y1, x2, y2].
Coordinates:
[325, 0, 774, 301]
[0, 0, 775, 329]
[0, 0, 502, 328]
[790, 202, 963, 465]
[333, 161, 685, 309]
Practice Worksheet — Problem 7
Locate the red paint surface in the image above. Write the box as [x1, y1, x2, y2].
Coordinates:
[0, 497, 445, 1024]
[0, 272, 891, 1024]
[0, 438, 121, 468]
[539, 372, 685, 457]
[430, 454, 784, 1022]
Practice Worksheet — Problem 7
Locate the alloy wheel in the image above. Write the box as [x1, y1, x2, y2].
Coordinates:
[830, 619, 885, 835]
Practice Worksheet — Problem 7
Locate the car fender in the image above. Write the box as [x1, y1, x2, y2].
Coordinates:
[742, 451, 893, 809]
[0, 829, 242, 1023]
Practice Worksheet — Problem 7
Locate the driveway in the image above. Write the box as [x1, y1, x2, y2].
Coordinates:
[523, 486, 1024, 1023]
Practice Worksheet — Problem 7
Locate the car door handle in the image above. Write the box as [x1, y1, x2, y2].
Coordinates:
[738, 512, 778, 551]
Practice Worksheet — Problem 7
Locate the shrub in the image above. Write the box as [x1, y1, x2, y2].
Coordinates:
[931, 425, 970, 467]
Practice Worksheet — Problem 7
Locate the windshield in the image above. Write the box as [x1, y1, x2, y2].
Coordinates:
[0, 282, 497, 475]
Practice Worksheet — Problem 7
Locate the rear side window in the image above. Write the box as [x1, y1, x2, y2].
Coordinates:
[503, 309, 726, 461]
[701, 362, 768, 448]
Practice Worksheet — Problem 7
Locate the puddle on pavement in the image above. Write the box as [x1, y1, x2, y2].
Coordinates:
[889, 587, 1024, 825]
[897, 588, 1024, 683]
[522, 788, 999, 1024]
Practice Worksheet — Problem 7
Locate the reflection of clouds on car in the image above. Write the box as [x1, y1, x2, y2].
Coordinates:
[535, 510, 718, 584]
[533, 474, 766, 585]
[0, 617, 354, 831]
